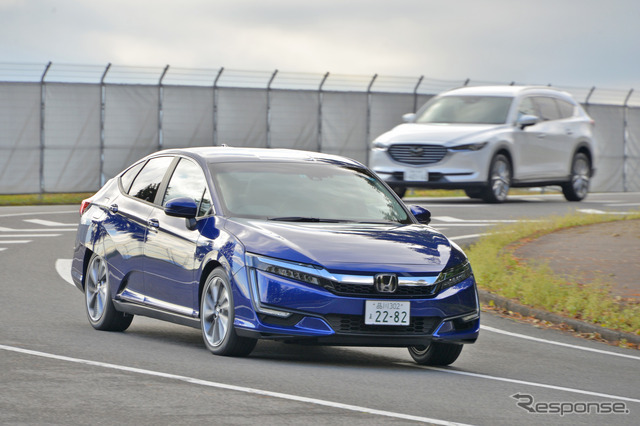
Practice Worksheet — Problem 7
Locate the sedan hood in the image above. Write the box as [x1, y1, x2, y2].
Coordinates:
[225, 218, 452, 274]
[375, 123, 506, 145]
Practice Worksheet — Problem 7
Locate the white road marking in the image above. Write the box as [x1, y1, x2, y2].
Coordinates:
[481, 325, 640, 361]
[577, 209, 629, 215]
[23, 219, 77, 227]
[55, 259, 74, 286]
[607, 203, 640, 207]
[404, 363, 640, 403]
[0, 248, 6, 252]
[0, 344, 470, 426]
[433, 216, 465, 222]
[0, 227, 76, 232]
[449, 233, 488, 241]
[0, 240, 32, 244]
[0, 210, 77, 218]
[432, 223, 492, 227]
[0, 234, 61, 238]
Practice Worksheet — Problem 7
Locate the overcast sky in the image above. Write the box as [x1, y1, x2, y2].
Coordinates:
[1, 0, 638, 90]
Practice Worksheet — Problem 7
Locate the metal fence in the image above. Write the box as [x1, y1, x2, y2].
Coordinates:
[1, 62, 638, 194]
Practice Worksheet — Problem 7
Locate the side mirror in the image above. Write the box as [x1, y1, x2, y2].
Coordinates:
[165, 197, 198, 219]
[517, 114, 539, 129]
[409, 205, 431, 225]
[402, 113, 416, 123]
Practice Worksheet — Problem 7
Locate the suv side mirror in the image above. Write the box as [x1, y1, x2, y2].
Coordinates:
[409, 205, 431, 225]
[517, 114, 540, 129]
[402, 113, 416, 123]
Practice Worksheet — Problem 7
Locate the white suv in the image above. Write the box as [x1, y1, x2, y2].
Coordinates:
[370, 86, 596, 202]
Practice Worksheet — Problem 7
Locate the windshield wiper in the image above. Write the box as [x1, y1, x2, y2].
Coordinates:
[268, 216, 345, 223]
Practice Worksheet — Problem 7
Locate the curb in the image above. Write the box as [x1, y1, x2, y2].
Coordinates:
[478, 290, 640, 345]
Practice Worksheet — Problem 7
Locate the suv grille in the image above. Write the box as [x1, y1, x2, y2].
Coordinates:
[388, 144, 447, 165]
[325, 315, 439, 335]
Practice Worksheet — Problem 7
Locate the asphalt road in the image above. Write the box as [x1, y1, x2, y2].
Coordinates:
[1, 192, 639, 425]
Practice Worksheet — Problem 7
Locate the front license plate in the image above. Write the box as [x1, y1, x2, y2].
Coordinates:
[365, 300, 410, 326]
[404, 169, 429, 182]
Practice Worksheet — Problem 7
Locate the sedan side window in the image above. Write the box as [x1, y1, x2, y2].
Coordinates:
[162, 158, 212, 217]
[120, 161, 145, 193]
[127, 156, 174, 203]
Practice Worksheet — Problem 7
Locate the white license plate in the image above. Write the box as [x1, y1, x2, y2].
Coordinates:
[404, 169, 429, 182]
[365, 300, 410, 326]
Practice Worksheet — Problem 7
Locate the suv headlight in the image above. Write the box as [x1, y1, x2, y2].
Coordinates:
[448, 142, 488, 152]
[372, 141, 388, 151]
[435, 260, 472, 290]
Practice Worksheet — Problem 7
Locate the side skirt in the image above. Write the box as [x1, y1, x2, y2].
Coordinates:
[113, 300, 201, 329]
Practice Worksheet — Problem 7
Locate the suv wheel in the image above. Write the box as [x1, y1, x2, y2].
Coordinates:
[562, 152, 590, 202]
[482, 154, 511, 203]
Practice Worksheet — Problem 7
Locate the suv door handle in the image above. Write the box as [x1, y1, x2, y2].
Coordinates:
[148, 218, 160, 228]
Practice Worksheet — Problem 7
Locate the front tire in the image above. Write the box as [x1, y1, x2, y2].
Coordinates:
[562, 152, 590, 201]
[85, 253, 133, 332]
[408, 342, 463, 366]
[200, 268, 256, 357]
[482, 153, 511, 203]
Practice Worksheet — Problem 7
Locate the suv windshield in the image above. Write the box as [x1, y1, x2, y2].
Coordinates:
[209, 161, 411, 224]
[416, 95, 513, 125]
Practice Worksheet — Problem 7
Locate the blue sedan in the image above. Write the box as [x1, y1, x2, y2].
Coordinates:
[71, 147, 479, 365]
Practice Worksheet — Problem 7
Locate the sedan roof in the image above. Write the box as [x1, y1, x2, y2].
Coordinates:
[154, 147, 363, 166]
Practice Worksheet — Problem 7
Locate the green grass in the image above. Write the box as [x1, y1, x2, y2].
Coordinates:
[466, 212, 640, 335]
[0, 193, 94, 206]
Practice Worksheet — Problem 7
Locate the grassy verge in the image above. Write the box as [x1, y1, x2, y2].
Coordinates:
[0, 193, 94, 206]
[466, 212, 640, 335]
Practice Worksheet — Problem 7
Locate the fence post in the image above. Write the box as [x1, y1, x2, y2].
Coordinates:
[212, 67, 224, 146]
[99, 63, 111, 187]
[623, 88, 634, 192]
[39, 62, 52, 194]
[158, 65, 170, 151]
[266, 69, 278, 148]
[365, 74, 378, 166]
[413, 76, 424, 113]
[317, 72, 329, 153]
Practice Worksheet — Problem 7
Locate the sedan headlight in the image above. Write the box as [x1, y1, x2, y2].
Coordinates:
[247, 254, 324, 286]
[448, 142, 488, 152]
[435, 260, 472, 290]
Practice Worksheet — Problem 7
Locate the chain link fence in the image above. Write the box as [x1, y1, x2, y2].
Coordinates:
[1, 62, 638, 194]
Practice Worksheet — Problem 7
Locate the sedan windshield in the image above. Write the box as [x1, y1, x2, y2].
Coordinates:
[416, 95, 513, 125]
[209, 161, 410, 224]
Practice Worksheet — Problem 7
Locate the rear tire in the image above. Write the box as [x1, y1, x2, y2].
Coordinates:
[85, 253, 133, 332]
[562, 152, 590, 202]
[408, 342, 463, 366]
[200, 268, 256, 357]
[482, 153, 511, 203]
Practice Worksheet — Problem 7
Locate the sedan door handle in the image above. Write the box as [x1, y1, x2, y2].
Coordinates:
[148, 218, 160, 228]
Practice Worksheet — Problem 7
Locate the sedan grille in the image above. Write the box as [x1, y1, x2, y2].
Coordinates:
[388, 144, 447, 165]
[325, 315, 439, 335]
[323, 282, 438, 298]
